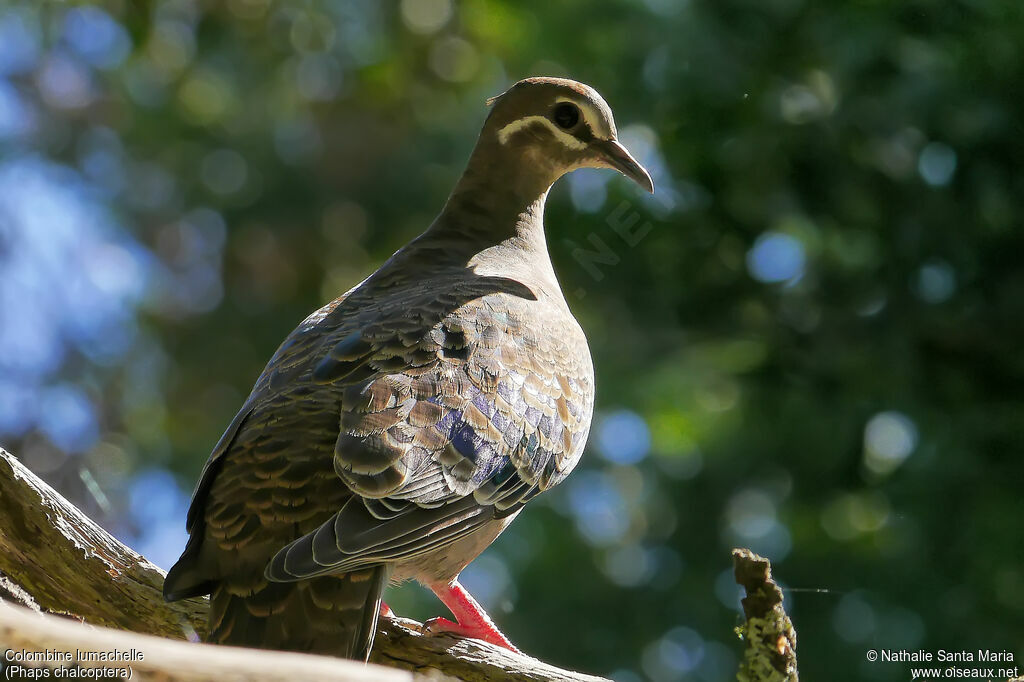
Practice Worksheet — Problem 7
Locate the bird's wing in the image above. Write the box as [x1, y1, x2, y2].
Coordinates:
[265, 287, 593, 582]
[177, 291, 354, 538]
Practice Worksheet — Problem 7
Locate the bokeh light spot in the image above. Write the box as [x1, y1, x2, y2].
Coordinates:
[714, 567, 744, 609]
[459, 553, 514, 612]
[0, 9, 41, 75]
[746, 232, 806, 284]
[0, 80, 35, 139]
[913, 260, 956, 303]
[725, 488, 792, 559]
[820, 492, 891, 541]
[37, 384, 98, 453]
[642, 626, 705, 680]
[274, 117, 322, 165]
[148, 20, 197, 75]
[429, 37, 478, 83]
[295, 54, 342, 101]
[726, 489, 776, 538]
[918, 142, 957, 187]
[568, 168, 609, 213]
[566, 470, 629, 546]
[595, 409, 651, 465]
[0, 380, 35, 436]
[863, 411, 918, 475]
[201, 149, 248, 195]
[63, 6, 131, 69]
[178, 70, 234, 125]
[603, 544, 656, 587]
[832, 592, 876, 642]
[401, 0, 452, 34]
[779, 71, 837, 124]
[36, 53, 94, 109]
[127, 468, 190, 570]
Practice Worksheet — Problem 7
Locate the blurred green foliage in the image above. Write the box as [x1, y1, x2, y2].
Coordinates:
[1, 0, 1021, 680]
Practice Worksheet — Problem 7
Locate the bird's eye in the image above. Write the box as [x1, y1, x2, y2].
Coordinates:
[551, 102, 580, 130]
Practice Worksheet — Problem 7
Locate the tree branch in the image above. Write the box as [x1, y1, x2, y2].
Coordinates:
[0, 447, 809, 682]
[0, 600, 409, 682]
[0, 448, 607, 682]
[732, 548, 799, 682]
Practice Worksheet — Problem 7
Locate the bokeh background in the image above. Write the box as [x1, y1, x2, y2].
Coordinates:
[1, 0, 1021, 679]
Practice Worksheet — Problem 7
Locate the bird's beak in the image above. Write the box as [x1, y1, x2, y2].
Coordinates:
[596, 139, 655, 194]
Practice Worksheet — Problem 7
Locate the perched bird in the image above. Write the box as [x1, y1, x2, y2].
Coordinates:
[163, 77, 653, 660]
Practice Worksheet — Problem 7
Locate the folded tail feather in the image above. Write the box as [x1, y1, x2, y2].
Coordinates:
[207, 567, 389, 660]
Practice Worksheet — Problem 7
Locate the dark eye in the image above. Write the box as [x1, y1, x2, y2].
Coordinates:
[552, 102, 580, 129]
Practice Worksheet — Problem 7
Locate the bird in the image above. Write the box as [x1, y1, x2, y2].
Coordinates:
[163, 76, 653, 661]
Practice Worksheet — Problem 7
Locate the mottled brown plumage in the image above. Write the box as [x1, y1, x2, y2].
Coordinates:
[163, 77, 653, 659]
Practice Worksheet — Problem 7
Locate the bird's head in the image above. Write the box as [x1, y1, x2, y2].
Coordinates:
[480, 77, 654, 195]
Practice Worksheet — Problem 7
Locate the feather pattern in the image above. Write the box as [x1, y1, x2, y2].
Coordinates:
[164, 261, 594, 652]
[264, 280, 593, 580]
[158, 75, 652, 660]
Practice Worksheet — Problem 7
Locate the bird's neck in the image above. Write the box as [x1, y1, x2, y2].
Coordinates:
[383, 136, 566, 302]
[426, 137, 557, 255]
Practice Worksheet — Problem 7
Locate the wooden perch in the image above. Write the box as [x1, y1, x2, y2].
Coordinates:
[0, 447, 609, 682]
[0, 600, 408, 682]
[0, 446, 805, 682]
[732, 548, 799, 682]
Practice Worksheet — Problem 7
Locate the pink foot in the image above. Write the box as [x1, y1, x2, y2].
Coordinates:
[425, 579, 520, 653]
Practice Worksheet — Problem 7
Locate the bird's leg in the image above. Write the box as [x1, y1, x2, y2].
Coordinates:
[424, 579, 520, 653]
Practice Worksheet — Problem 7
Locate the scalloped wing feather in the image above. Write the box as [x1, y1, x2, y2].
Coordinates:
[265, 292, 593, 580]
[176, 272, 593, 589]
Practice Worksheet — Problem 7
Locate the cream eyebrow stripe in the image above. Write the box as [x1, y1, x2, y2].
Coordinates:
[497, 116, 588, 150]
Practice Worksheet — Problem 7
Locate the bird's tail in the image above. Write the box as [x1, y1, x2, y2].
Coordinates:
[207, 567, 389, 660]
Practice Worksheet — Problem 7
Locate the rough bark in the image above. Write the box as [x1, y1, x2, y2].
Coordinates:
[0, 600, 410, 682]
[0, 446, 819, 682]
[0, 448, 608, 682]
[732, 548, 799, 682]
